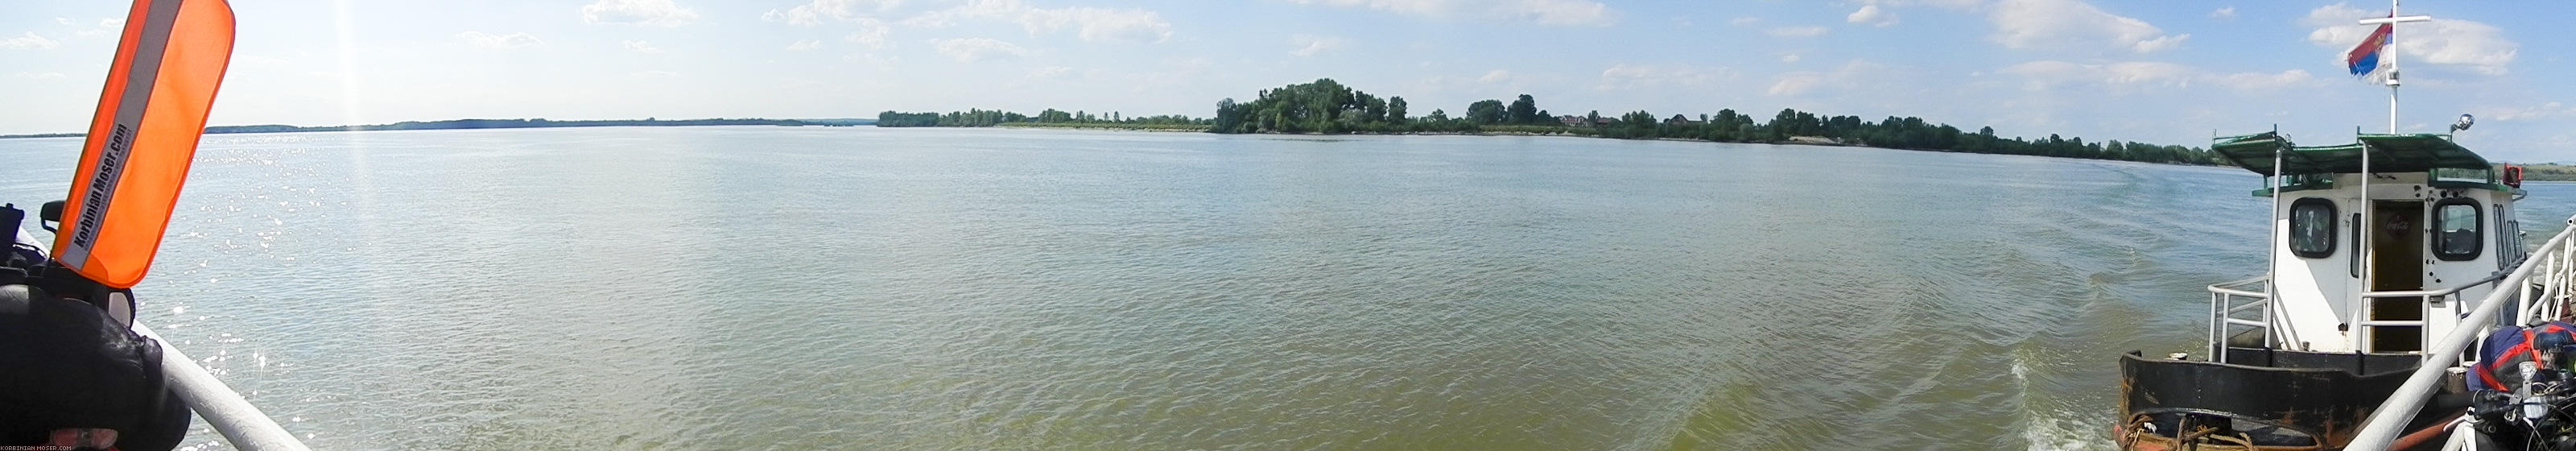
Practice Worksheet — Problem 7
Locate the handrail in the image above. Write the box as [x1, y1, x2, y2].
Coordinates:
[2209, 285, 2268, 298]
[2207, 276, 2271, 296]
[2347, 215, 2576, 450]
[2357, 271, 2513, 299]
[131, 323, 312, 451]
[2207, 277, 2273, 362]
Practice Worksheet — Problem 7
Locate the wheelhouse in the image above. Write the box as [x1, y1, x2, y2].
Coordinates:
[2209, 131, 2526, 354]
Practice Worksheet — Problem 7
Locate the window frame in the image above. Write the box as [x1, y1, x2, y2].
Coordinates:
[2432, 197, 2483, 261]
[2288, 197, 2338, 259]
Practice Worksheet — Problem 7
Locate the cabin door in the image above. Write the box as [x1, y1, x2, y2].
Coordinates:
[2368, 201, 2425, 353]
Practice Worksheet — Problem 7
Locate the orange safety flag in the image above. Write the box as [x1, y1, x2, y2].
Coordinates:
[52, 0, 236, 288]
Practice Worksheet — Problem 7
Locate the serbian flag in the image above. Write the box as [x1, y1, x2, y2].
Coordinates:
[2346, 23, 2393, 84]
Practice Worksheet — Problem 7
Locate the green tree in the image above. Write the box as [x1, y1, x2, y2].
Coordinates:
[1388, 97, 1409, 123]
[1212, 98, 1246, 133]
[1467, 100, 1507, 124]
[1507, 94, 1539, 124]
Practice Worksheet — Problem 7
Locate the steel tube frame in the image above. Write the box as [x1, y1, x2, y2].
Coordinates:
[131, 323, 311, 451]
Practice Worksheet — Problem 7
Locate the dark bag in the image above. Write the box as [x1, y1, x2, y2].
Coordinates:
[2473, 321, 2576, 392]
[0, 275, 190, 450]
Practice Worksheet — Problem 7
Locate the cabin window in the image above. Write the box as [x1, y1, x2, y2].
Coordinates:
[2506, 219, 2524, 269]
[2289, 198, 2337, 259]
[2434, 198, 2482, 261]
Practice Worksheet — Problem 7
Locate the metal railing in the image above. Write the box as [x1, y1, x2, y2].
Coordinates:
[2206, 276, 2272, 362]
[2347, 216, 2576, 450]
[132, 323, 312, 451]
[2355, 271, 2509, 354]
[2202, 274, 2502, 362]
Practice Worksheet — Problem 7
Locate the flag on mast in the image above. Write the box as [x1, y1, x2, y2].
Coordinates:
[2346, 22, 2393, 85]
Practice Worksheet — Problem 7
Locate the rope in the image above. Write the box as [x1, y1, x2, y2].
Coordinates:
[2120, 414, 2326, 451]
[2119, 415, 2150, 450]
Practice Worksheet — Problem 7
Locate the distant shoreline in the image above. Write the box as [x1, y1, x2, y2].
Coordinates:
[992, 124, 2576, 180]
[0, 117, 877, 139]
[9, 118, 2563, 181]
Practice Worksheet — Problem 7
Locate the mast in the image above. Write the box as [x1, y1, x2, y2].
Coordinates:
[2360, 0, 2432, 134]
[2350, 1, 2430, 351]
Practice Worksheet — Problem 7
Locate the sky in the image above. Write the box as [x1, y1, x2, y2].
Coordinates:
[2, 0, 2572, 161]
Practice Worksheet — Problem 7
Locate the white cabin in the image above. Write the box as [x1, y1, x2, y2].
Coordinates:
[2215, 132, 2527, 354]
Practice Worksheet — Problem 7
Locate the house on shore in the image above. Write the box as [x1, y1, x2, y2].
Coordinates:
[1556, 115, 1619, 127]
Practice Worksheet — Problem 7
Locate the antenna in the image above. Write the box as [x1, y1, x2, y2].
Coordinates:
[2359, 0, 2432, 134]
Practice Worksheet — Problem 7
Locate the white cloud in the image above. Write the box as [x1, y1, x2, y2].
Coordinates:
[1781, 53, 1802, 63]
[2481, 102, 2574, 122]
[631, 70, 681, 78]
[2207, 69, 2312, 90]
[844, 18, 890, 48]
[10, 71, 66, 79]
[1766, 26, 1829, 38]
[1283, 0, 1615, 26]
[1027, 65, 1073, 79]
[1848, 5, 1897, 27]
[75, 19, 120, 38]
[582, 0, 699, 27]
[2000, 60, 2193, 90]
[1767, 60, 1890, 97]
[765, 0, 901, 27]
[2000, 60, 2314, 93]
[1477, 69, 1516, 84]
[1769, 75, 1823, 97]
[52, 18, 74, 27]
[457, 31, 542, 48]
[622, 40, 663, 53]
[1289, 34, 1348, 57]
[787, 39, 823, 51]
[2, 31, 60, 50]
[1018, 6, 1173, 43]
[1597, 64, 1734, 89]
[1843, 0, 1980, 28]
[2302, 3, 2516, 75]
[1988, 0, 2188, 53]
[2210, 6, 2236, 19]
[903, 0, 1173, 43]
[845, 52, 899, 65]
[931, 37, 1029, 62]
[1728, 16, 1761, 26]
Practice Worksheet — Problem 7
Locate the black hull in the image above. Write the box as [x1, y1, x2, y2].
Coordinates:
[2117, 349, 2465, 450]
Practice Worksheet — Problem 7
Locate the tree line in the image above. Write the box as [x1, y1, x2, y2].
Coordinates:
[868, 77, 2223, 165]
[877, 109, 1208, 128]
[1205, 78, 2219, 164]
[1208, 78, 1575, 134]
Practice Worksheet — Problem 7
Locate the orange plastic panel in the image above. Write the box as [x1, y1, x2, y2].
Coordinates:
[53, 0, 236, 288]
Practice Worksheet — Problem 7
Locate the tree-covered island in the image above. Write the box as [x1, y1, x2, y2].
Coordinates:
[881, 77, 2228, 166]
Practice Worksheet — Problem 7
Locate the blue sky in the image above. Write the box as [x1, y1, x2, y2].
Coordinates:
[2, 0, 2570, 161]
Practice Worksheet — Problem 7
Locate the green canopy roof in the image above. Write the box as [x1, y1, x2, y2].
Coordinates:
[2212, 131, 2491, 176]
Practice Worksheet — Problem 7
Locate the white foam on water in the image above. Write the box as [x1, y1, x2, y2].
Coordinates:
[2014, 347, 2116, 451]
[2025, 408, 2112, 451]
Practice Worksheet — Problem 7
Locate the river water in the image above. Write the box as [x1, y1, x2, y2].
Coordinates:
[0, 126, 2568, 450]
